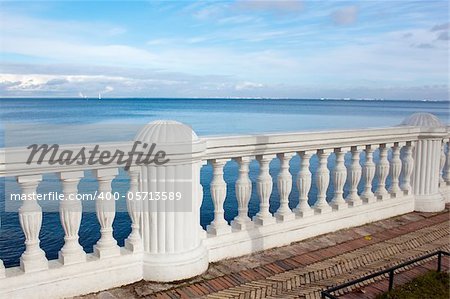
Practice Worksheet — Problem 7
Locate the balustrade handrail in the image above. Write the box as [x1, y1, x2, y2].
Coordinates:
[2, 125, 448, 177]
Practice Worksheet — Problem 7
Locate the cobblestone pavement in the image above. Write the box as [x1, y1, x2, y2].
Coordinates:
[78, 205, 450, 299]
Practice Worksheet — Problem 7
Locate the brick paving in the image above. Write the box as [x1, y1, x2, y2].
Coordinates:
[79, 205, 450, 299]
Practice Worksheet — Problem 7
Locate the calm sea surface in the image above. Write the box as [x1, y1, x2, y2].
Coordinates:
[0, 98, 448, 266]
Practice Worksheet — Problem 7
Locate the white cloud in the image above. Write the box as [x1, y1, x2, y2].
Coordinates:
[331, 6, 358, 26]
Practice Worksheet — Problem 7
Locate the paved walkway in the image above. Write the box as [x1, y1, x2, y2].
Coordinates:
[80, 205, 450, 299]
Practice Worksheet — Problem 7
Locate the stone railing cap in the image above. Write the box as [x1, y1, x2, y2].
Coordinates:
[135, 120, 199, 143]
[400, 113, 443, 128]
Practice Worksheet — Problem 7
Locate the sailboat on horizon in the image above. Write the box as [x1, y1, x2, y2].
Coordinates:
[98, 93, 101, 100]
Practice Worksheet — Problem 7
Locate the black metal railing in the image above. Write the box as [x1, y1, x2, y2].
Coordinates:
[321, 250, 450, 299]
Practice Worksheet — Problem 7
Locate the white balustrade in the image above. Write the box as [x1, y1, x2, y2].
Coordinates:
[375, 144, 390, 200]
[92, 168, 120, 258]
[294, 151, 314, 217]
[346, 146, 362, 207]
[17, 175, 48, 272]
[58, 171, 86, 265]
[330, 148, 347, 210]
[275, 153, 295, 221]
[313, 149, 332, 214]
[0, 113, 449, 299]
[253, 155, 276, 225]
[231, 157, 253, 230]
[124, 168, 143, 252]
[400, 141, 414, 195]
[207, 159, 231, 235]
[389, 143, 402, 197]
[361, 145, 376, 203]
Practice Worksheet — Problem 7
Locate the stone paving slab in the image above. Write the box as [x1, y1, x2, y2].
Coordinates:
[77, 205, 450, 299]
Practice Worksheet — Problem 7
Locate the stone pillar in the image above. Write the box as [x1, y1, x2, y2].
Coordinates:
[135, 120, 208, 282]
[401, 113, 446, 212]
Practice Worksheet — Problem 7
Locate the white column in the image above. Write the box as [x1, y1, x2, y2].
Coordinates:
[17, 175, 48, 273]
[400, 141, 414, 195]
[231, 157, 253, 230]
[313, 149, 332, 214]
[330, 148, 347, 210]
[375, 144, 390, 200]
[439, 140, 446, 186]
[444, 140, 450, 185]
[207, 159, 231, 235]
[346, 146, 362, 207]
[275, 153, 295, 221]
[93, 168, 120, 258]
[294, 151, 314, 218]
[125, 167, 143, 252]
[58, 171, 86, 265]
[253, 155, 276, 225]
[389, 143, 402, 197]
[361, 145, 376, 203]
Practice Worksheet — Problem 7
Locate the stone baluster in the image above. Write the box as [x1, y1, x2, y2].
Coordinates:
[313, 149, 332, 214]
[0, 260, 4, 278]
[294, 151, 314, 217]
[93, 168, 120, 258]
[231, 157, 253, 230]
[389, 143, 402, 197]
[275, 153, 295, 221]
[375, 144, 390, 200]
[17, 175, 48, 272]
[330, 148, 348, 210]
[58, 171, 86, 265]
[400, 141, 414, 195]
[207, 159, 231, 235]
[253, 155, 276, 225]
[125, 167, 143, 252]
[439, 141, 446, 186]
[444, 140, 450, 185]
[346, 146, 363, 207]
[361, 145, 376, 203]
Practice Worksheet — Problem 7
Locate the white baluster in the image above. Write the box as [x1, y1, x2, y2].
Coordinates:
[294, 151, 314, 218]
[207, 159, 231, 235]
[444, 140, 450, 185]
[0, 260, 4, 278]
[125, 167, 143, 252]
[231, 157, 253, 230]
[361, 145, 376, 203]
[58, 171, 86, 265]
[17, 175, 48, 272]
[93, 168, 120, 258]
[389, 143, 402, 197]
[400, 141, 414, 195]
[313, 149, 332, 214]
[330, 148, 348, 210]
[275, 153, 295, 221]
[346, 146, 362, 207]
[439, 140, 446, 186]
[253, 155, 276, 225]
[375, 144, 390, 200]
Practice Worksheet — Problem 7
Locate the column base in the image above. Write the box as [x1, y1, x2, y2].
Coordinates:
[414, 193, 445, 212]
[143, 243, 208, 282]
[274, 211, 295, 222]
[20, 252, 48, 273]
[252, 214, 276, 226]
[93, 244, 121, 259]
[58, 249, 86, 265]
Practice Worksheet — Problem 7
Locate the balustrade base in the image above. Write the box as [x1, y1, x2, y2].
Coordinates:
[313, 205, 332, 214]
[362, 195, 377, 204]
[376, 192, 390, 201]
[294, 208, 314, 218]
[142, 243, 208, 282]
[389, 191, 402, 198]
[253, 215, 276, 226]
[331, 201, 349, 210]
[231, 219, 254, 231]
[93, 244, 121, 259]
[207, 224, 232, 236]
[20, 254, 48, 273]
[275, 212, 295, 222]
[125, 239, 144, 253]
[58, 250, 86, 265]
[414, 193, 445, 212]
[348, 199, 362, 208]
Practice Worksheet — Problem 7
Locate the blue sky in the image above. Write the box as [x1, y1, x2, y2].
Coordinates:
[0, 0, 448, 99]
